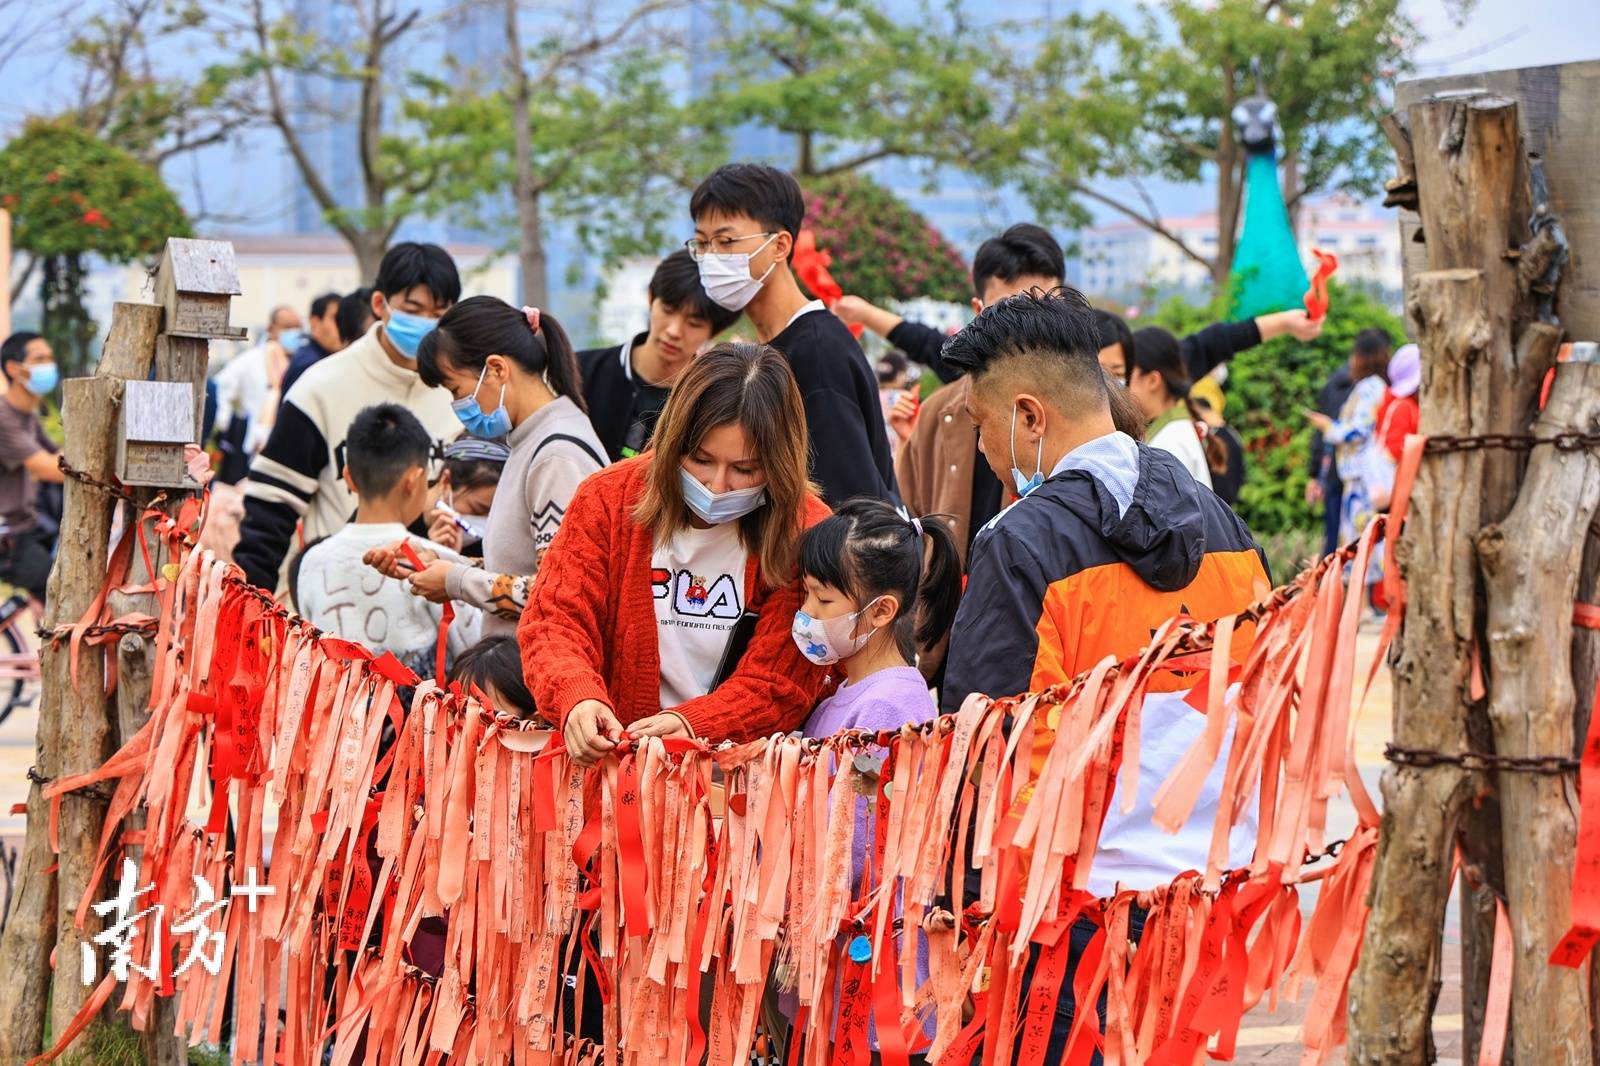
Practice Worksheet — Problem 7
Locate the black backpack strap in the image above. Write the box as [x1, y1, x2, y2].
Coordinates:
[530, 432, 606, 471]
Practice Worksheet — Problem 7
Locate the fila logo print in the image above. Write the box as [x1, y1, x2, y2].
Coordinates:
[650, 568, 742, 620]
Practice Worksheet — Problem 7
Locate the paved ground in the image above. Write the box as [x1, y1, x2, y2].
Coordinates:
[0, 622, 1460, 1062]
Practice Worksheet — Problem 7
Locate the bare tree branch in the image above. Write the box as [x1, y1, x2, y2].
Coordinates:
[811, 144, 905, 177]
[248, 0, 360, 248]
[1049, 168, 1215, 273]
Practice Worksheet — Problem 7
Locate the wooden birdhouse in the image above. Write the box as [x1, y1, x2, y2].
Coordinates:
[153, 238, 247, 340]
[117, 380, 196, 487]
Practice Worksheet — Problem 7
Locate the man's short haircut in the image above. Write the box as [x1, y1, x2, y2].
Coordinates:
[971, 224, 1065, 298]
[337, 288, 375, 345]
[1, 331, 42, 373]
[1092, 309, 1137, 383]
[344, 402, 432, 498]
[689, 163, 805, 260]
[374, 242, 462, 307]
[940, 287, 1109, 414]
[648, 249, 740, 334]
[309, 292, 341, 320]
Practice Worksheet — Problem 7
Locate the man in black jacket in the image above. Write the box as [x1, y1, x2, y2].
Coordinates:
[577, 250, 738, 462]
[1092, 307, 1323, 389]
[688, 163, 899, 506]
[834, 223, 1065, 384]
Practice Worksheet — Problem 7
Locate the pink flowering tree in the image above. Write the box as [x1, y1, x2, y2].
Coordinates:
[800, 173, 970, 306]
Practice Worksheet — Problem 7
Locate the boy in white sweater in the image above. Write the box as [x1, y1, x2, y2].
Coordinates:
[295, 403, 479, 679]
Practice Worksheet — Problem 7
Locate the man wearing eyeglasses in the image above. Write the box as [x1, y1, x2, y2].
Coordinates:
[687, 163, 900, 507]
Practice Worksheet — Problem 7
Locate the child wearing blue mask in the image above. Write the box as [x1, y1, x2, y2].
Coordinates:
[784, 499, 961, 1055]
[793, 499, 961, 735]
[366, 297, 607, 638]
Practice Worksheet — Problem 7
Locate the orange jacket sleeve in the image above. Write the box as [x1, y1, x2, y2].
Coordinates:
[517, 473, 617, 726]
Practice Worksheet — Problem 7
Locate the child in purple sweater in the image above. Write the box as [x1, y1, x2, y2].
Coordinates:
[788, 498, 963, 1056]
[791, 499, 961, 737]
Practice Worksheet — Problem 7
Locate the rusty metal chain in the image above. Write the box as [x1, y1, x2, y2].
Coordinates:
[1424, 432, 1600, 456]
[57, 455, 135, 501]
[1386, 743, 1578, 774]
[26, 764, 114, 802]
[36, 618, 161, 645]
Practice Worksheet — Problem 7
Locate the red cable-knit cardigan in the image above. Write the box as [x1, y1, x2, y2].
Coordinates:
[517, 455, 832, 742]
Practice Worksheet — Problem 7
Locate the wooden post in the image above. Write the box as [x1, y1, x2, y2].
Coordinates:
[1476, 360, 1600, 1061]
[55, 303, 162, 1044]
[1352, 91, 1540, 1065]
[1475, 360, 1600, 1062]
[1347, 268, 1489, 1063]
[1354, 77, 1586, 1062]
[0, 301, 163, 1059]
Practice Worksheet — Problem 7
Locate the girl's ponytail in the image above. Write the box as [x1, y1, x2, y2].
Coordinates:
[1184, 391, 1230, 476]
[531, 310, 586, 414]
[912, 513, 962, 651]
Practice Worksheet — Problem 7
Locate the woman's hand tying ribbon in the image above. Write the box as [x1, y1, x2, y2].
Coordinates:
[565, 699, 624, 766]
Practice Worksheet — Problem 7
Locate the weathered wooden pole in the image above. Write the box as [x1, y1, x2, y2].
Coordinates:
[55, 303, 163, 1043]
[1347, 268, 1489, 1062]
[1477, 358, 1600, 1063]
[1349, 89, 1558, 1062]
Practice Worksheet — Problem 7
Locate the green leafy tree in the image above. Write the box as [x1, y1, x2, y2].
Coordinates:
[197, 0, 438, 280]
[1147, 280, 1404, 543]
[702, 0, 1001, 179]
[800, 173, 969, 305]
[990, 0, 1418, 288]
[4, 0, 249, 305]
[408, 1, 719, 306]
[0, 119, 190, 374]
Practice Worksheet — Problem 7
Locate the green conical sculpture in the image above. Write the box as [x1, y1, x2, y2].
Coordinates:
[1228, 65, 1308, 319]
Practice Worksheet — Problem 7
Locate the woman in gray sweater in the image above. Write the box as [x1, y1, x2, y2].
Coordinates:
[366, 297, 607, 637]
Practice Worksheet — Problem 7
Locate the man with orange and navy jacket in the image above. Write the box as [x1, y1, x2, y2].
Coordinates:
[937, 288, 1270, 1062]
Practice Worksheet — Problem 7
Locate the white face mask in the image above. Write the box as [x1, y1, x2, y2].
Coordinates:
[697, 233, 779, 311]
[790, 598, 884, 666]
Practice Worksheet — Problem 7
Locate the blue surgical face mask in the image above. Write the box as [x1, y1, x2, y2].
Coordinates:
[679, 465, 766, 525]
[25, 364, 58, 397]
[276, 328, 306, 353]
[452, 363, 513, 439]
[1010, 402, 1045, 497]
[383, 306, 437, 360]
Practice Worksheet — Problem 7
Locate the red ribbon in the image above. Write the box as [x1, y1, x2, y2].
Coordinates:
[1303, 248, 1338, 321]
[793, 229, 864, 339]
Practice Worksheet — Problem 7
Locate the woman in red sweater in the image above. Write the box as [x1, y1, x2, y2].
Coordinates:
[520, 342, 831, 763]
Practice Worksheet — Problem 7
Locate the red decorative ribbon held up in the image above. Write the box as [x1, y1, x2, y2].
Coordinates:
[794, 229, 864, 338]
[1304, 248, 1339, 321]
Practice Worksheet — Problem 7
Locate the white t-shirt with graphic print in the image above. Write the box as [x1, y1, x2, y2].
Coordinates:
[651, 522, 749, 710]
